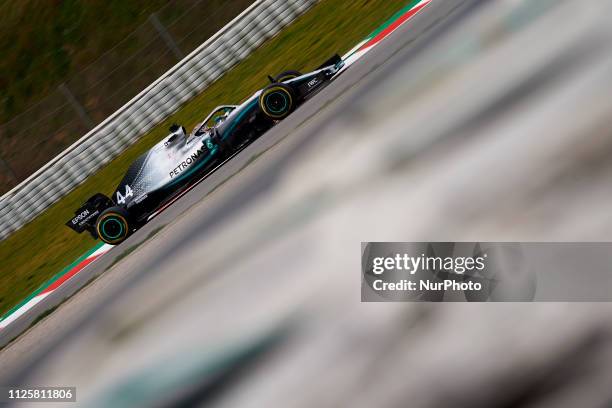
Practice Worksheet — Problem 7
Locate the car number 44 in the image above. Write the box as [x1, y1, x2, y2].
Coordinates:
[116, 184, 134, 205]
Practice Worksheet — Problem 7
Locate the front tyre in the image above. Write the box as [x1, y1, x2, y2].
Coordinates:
[258, 83, 295, 120]
[96, 207, 131, 245]
[274, 70, 302, 83]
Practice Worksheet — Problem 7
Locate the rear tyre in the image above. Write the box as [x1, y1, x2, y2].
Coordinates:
[274, 70, 302, 83]
[258, 83, 295, 120]
[96, 207, 131, 245]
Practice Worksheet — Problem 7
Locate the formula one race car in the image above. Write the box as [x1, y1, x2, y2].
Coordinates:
[66, 54, 345, 245]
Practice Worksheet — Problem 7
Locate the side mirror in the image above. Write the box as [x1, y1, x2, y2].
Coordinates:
[166, 124, 187, 145]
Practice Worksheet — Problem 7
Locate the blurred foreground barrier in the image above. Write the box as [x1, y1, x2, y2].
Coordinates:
[0, 0, 317, 241]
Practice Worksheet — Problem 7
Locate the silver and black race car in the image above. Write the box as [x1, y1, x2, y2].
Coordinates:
[66, 54, 345, 244]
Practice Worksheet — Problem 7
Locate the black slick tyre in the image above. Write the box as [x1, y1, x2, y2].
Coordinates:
[274, 70, 302, 83]
[258, 83, 295, 120]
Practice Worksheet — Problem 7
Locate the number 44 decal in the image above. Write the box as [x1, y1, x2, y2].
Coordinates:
[116, 185, 133, 205]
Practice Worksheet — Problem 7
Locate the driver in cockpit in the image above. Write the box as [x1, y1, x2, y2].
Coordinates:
[192, 108, 233, 137]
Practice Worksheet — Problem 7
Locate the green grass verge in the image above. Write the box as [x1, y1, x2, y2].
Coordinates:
[0, 0, 411, 315]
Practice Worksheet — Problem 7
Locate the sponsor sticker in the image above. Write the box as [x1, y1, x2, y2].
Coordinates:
[71, 209, 90, 225]
[169, 144, 208, 179]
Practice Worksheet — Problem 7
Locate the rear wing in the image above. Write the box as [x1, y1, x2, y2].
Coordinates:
[65, 193, 113, 233]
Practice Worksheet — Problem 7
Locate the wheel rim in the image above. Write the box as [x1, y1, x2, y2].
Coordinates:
[265, 92, 289, 114]
[101, 217, 125, 240]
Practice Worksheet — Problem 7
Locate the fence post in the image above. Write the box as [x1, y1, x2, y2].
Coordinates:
[0, 153, 17, 185]
[59, 83, 94, 129]
[149, 13, 184, 60]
